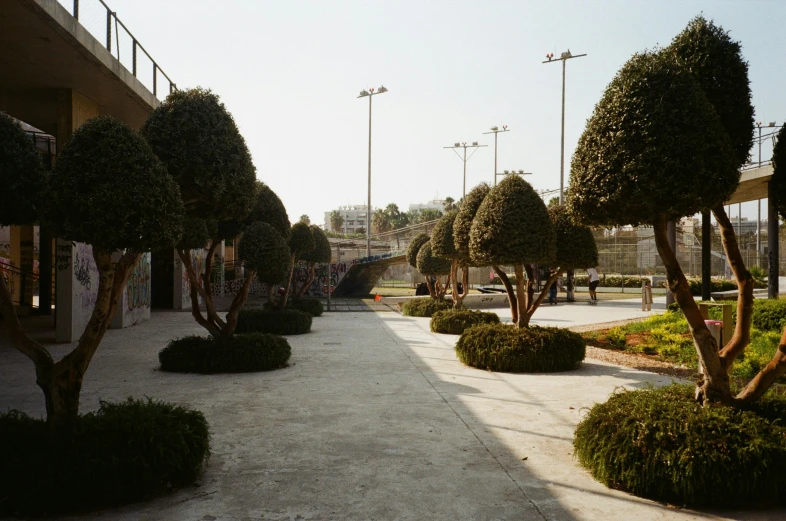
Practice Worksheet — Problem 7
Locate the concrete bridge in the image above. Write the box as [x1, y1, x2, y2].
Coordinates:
[332, 252, 407, 297]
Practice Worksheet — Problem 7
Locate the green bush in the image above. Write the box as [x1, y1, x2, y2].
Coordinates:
[574, 275, 648, 288]
[455, 323, 585, 372]
[159, 333, 291, 373]
[752, 299, 786, 331]
[236, 307, 312, 335]
[574, 384, 786, 507]
[288, 297, 324, 317]
[430, 309, 499, 335]
[401, 298, 452, 317]
[0, 398, 210, 516]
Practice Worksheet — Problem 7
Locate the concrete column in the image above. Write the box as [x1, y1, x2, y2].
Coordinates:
[55, 240, 98, 343]
[8, 226, 21, 303]
[666, 221, 676, 306]
[768, 182, 779, 299]
[19, 225, 35, 308]
[39, 225, 53, 314]
[701, 210, 711, 301]
[111, 252, 151, 329]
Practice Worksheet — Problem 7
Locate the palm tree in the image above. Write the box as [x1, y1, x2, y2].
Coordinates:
[373, 208, 392, 234]
[444, 197, 456, 212]
[299, 214, 310, 224]
[329, 210, 344, 232]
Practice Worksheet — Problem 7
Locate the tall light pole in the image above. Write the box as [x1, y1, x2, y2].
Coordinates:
[543, 49, 586, 204]
[444, 141, 487, 198]
[358, 85, 388, 258]
[495, 169, 531, 183]
[483, 125, 510, 186]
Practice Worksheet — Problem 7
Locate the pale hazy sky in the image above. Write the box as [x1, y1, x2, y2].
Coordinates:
[97, 0, 784, 224]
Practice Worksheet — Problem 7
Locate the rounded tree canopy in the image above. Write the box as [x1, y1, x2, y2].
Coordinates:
[0, 113, 46, 226]
[470, 175, 556, 267]
[772, 127, 786, 219]
[245, 181, 290, 240]
[238, 222, 290, 285]
[431, 211, 458, 261]
[301, 225, 331, 264]
[406, 233, 430, 269]
[48, 116, 184, 253]
[178, 217, 210, 250]
[568, 51, 738, 227]
[141, 87, 256, 223]
[289, 221, 315, 258]
[454, 183, 490, 266]
[416, 241, 452, 276]
[550, 205, 598, 270]
[667, 16, 754, 167]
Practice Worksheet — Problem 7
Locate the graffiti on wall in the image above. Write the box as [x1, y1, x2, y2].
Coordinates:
[72, 242, 98, 335]
[176, 249, 207, 309]
[126, 253, 151, 312]
[210, 262, 349, 299]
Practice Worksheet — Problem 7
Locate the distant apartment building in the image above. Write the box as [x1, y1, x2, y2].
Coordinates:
[324, 205, 371, 234]
[408, 199, 446, 213]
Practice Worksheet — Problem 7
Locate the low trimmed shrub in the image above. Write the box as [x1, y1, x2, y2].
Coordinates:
[288, 297, 324, 317]
[574, 275, 648, 288]
[752, 299, 786, 332]
[0, 398, 210, 516]
[159, 333, 291, 373]
[430, 309, 499, 335]
[455, 323, 585, 372]
[236, 307, 312, 335]
[401, 298, 452, 317]
[574, 384, 786, 507]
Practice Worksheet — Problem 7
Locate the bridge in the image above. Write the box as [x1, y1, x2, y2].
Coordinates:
[332, 251, 407, 297]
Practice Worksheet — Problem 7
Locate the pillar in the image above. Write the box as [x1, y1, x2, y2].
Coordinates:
[768, 181, 779, 299]
[666, 221, 676, 306]
[38, 226, 53, 314]
[701, 210, 711, 301]
[56, 240, 98, 343]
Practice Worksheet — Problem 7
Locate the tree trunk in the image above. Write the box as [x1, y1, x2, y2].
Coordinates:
[221, 269, 257, 340]
[450, 261, 460, 308]
[297, 263, 316, 297]
[281, 255, 296, 307]
[425, 277, 436, 298]
[493, 265, 518, 324]
[267, 284, 276, 307]
[526, 270, 561, 320]
[652, 220, 731, 405]
[178, 248, 222, 337]
[514, 265, 530, 328]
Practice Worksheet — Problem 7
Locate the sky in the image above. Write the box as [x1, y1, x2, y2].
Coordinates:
[83, 0, 786, 226]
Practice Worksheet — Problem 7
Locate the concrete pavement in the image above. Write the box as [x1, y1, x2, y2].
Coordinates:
[1, 308, 782, 520]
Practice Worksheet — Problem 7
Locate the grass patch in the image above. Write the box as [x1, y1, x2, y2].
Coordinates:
[430, 309, 500, 335]
[574, 384, 786, 507]
[237, 308, 312, 335]
[401, 298, 453, 317]
[455, 323, 585, 373]
[0, 398, 210, 516]
[159, 333, 291, 373]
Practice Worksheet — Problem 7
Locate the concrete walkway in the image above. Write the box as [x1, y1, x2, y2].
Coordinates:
[0, 309, 782, 520]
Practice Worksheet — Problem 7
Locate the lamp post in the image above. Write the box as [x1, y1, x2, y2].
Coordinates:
[543, 49, 587, 205]
[444, 141, 487, 198]
[358, 85, 388, 258]
[495, 169, 532, 182]
[483, 125, 510, 186]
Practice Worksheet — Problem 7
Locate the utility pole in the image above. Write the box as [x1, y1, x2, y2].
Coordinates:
[543, 49, 587, 205]
[483, 125, 510, 186]
[357, 85, 389, 258]
[444, 141, 487, 198]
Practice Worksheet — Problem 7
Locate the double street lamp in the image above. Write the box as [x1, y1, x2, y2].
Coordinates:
[483, 125, 510, 186]
[444, 141, 487, 198]
[358, 85, 388, 258]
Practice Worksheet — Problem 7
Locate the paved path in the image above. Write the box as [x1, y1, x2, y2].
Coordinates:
[0, 310, 781, 520]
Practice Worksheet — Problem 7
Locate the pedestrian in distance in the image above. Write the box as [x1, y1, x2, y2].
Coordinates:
[587, 266, 600, 305]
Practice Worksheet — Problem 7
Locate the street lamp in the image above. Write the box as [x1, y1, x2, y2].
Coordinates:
[444, 141, 487, 198]
[483, 125, 510, 186]
[358, 85, 388, 258]
[543, 49, 587, 204]
[495, 169, 532, 182]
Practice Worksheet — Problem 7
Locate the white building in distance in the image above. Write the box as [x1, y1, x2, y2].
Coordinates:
[324, 205, 371, 234]
[408, 199, 446, 213]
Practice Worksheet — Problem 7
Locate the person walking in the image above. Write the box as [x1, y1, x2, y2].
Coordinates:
[587, 267, 600, 304]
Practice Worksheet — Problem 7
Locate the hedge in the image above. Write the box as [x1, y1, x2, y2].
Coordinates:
[236, 307, 312, 335]
[159, 333, 291, 373]
[288, 297, 324, 317]
[0, 398, 210, 516]
[401, 298, 453, 317]
[666, 298, 786, 333]
[573, 275, 649, 288]
[574, 384, 786, 507]
[430, 309, 499, 335]
[455, 323, 585, 372]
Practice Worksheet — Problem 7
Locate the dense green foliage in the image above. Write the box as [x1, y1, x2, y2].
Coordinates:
[568, 52, 738, 227]
[455, 324, 585, 372]
[159, 333, 291, 373]
[574, 384, 786, 507]
[177, 217, 210, 250]
[667, 16, 754, 167]
[238, 222, 290, 285]
[453, 184, 490, 266]
[48, 116, 184, 252]
[236, 308, 312, 335]
[0, 113, 46, 226]
[431, 211, 459, 260]
[288, 297, 324, 317]
[300, 225, 332, 264]
[416, 241, 452, 276]
[549, 205, 598, 270]
[401, 298, 452, 317]
[141, 88, 256, 222]
[0, 399, 209, 516]
[752, 299, 786, 331]
[406, 233, 430, 268]
[245, 181, 291, 239]
[430, 309, 499, 335]
[573, 275, 649, 288]
[772, 127, 786, 219]
[289, 221, 316, 258]
[470, 176, 556, 266]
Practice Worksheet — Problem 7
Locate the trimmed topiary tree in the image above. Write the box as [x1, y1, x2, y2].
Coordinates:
[416, 241, 452, 299]
[545, 204, 599, 299]
[0, 113, 46, 226]
[470, 175, 557, 328]
[236, 307, 312, 335]
[141, 88, 257, 340]
[400, 298, 452, 317]
[280, 221, 316, 307]
[432, 211, 468, 308]
[430, 309, 499, 335]
[406, 232, 434, 296]
[158, 332, 291, 373]
[453, 183, 492, 300]
[296, 225, 331, 297]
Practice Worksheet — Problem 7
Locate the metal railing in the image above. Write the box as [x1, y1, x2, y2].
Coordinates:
[59, 0, 176, 98]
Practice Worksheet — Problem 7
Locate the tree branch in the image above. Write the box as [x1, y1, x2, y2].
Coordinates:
[178, 248, 221, 337]
[493, 264, 518, 323]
